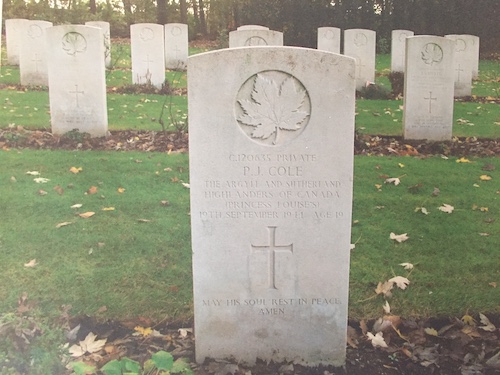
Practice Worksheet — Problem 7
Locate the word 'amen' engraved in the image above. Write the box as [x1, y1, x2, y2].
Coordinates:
[251, 226, 293, 290]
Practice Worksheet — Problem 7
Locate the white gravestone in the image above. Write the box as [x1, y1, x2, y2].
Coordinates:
[130, 23, 166, 88]
[6, 19, 28, 65]
[189, 46, 356, 366]
[343, 29, 376, 90]
[403, 36, 455, 141]
[391, 29, 414, 73]
[317, 27, 341, 54]
[445, 34, 473, 97]
[47, 25, 108, 137]
[470, 35, 480, 79]
[229, 29, 283, 48]
[164, 23, 188, 70]
[0, 1, 3, 67]
[20, 20, 53, 86]
[85, 21, 112, 68]
[237, 25, 269, 31]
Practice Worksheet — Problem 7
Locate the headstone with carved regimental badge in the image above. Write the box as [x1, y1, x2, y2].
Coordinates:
[317, 27, 341, 54]
[391, 29, 414, 73]
[47, 25, 108, 137]
[445, 34, 477, 97]
[403, 36, 454, 141]
[188, 46, 356, 366]
[164, 23, 188, 70]
[20, 20, 53, 86]
[229, 29, 283, 48]
[85, 21, 112, 68]
[343, 28, 376, 90]
[5, 19, 28, 65]
[130, 23, 165, 88]
[237, 25, 269, 31]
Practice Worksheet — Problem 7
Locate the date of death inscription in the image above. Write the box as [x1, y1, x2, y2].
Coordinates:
[202, 297, 342, 315]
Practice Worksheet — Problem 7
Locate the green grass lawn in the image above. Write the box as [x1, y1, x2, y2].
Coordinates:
[1, 150, 499, 323]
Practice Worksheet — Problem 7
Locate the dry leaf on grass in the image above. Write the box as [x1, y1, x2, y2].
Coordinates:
[424, 327, 439, 336]
[390, 232, 409, 243]
[480, 175, 492, 181]
[56, 222, 73, 228]
[389, 276, 410, 290]
[86, 186, 98, 195]
[117, 187, 126, 193]
[26, 171, 40, 176]
[79, 212, 95, 219]
[438, 204, 454, 213]
[69, 166, 82, 174]
[24, 259, 37, 268]
[375, 281, 394, 297]
[70, 204, 82, 209]
[399, 262, 414, 270]
[383, 300, 391, 314]
[34, 177, 50, 183]
[385, 177, 401, 186]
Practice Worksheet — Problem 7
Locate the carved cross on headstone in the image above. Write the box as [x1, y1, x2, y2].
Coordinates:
[424, 91, 437, 114]
[143, 54, 153, 70]
[455, 64, 464, 83]
[31, 53, 42, 73]
[69, 84, 84, 108]
[251, 226, 293, 290]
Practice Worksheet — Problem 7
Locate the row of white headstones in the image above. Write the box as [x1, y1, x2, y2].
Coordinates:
[1, 21, 480, 141]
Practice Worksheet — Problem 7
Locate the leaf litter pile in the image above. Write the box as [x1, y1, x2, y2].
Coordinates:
[2, 126, 500, 157]
[3, 129, 500, 374]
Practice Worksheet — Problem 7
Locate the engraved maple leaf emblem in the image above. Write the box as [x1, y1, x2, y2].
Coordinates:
[62, 32, 87, 56]
[421, 43, 443, 65]
[237, 74, 309, 145]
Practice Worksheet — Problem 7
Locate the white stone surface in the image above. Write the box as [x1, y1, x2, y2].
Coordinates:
[445, 34, 474, 97]
[130, 23, 166, 88]
[317, 27, 341, 54]
[403, 36, 455, 141]
[0, 2, 4, 67]
[391, 29, 414, 72]
[164, 23, 188, 70]
[5, 19, 28, 65]
[343, 29, 376, 90]
[470, 35, 480, 79]
[188, 46, 356, 367]
[47, 25, 108, 137]
[229, 29, 283, 48]
[85, 21, 112, 68]
[237, 25, 269, 31]
[20, 20, 53, 86]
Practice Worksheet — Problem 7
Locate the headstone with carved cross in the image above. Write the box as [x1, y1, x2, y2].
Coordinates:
[85, 21, 112, 68]
[391, 29, 414, 73]
[229, 29, 283, 48]
[445, 34, 476, 97]
[20, 20, 53, 86]
[5, 19, 28, 65]
[403, 36, 455, 141]
[47, 25, 108, 137]
[130, 23, 165, 88]
[188, 47, 356, 366]
[343, 28, 376, 91]
[164, 23, 188, 70]
[317, 27, 341, 54]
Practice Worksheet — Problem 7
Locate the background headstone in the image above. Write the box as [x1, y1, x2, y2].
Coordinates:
[470, 35, 480, 79]
[164, 23, 188, 70]
[391, 29, 414, 73]
[189, 46, 355, 366]
[85, 21, 112, 68]
[317, 27, 341, 54]
[6, 19, 28, 65]
[237, 25, 269, 31]
[47, 25, 108, 137]
[445, 34, 473, 97]
[229, 29, 283, 48]
[343, 28, 376, 90]
[0, 2, 3, 67]
[130, 23, 166, 88]
[20, 20, 53, 86]
[403, 36, 455, 141]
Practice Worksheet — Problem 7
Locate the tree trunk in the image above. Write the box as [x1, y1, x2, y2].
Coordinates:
[180, 0, 188, 23]
[198, 0, 207, 36]
[89, 0, 97, 14]
[191, 0, 200, 34]
[157, 0, 168, 25]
